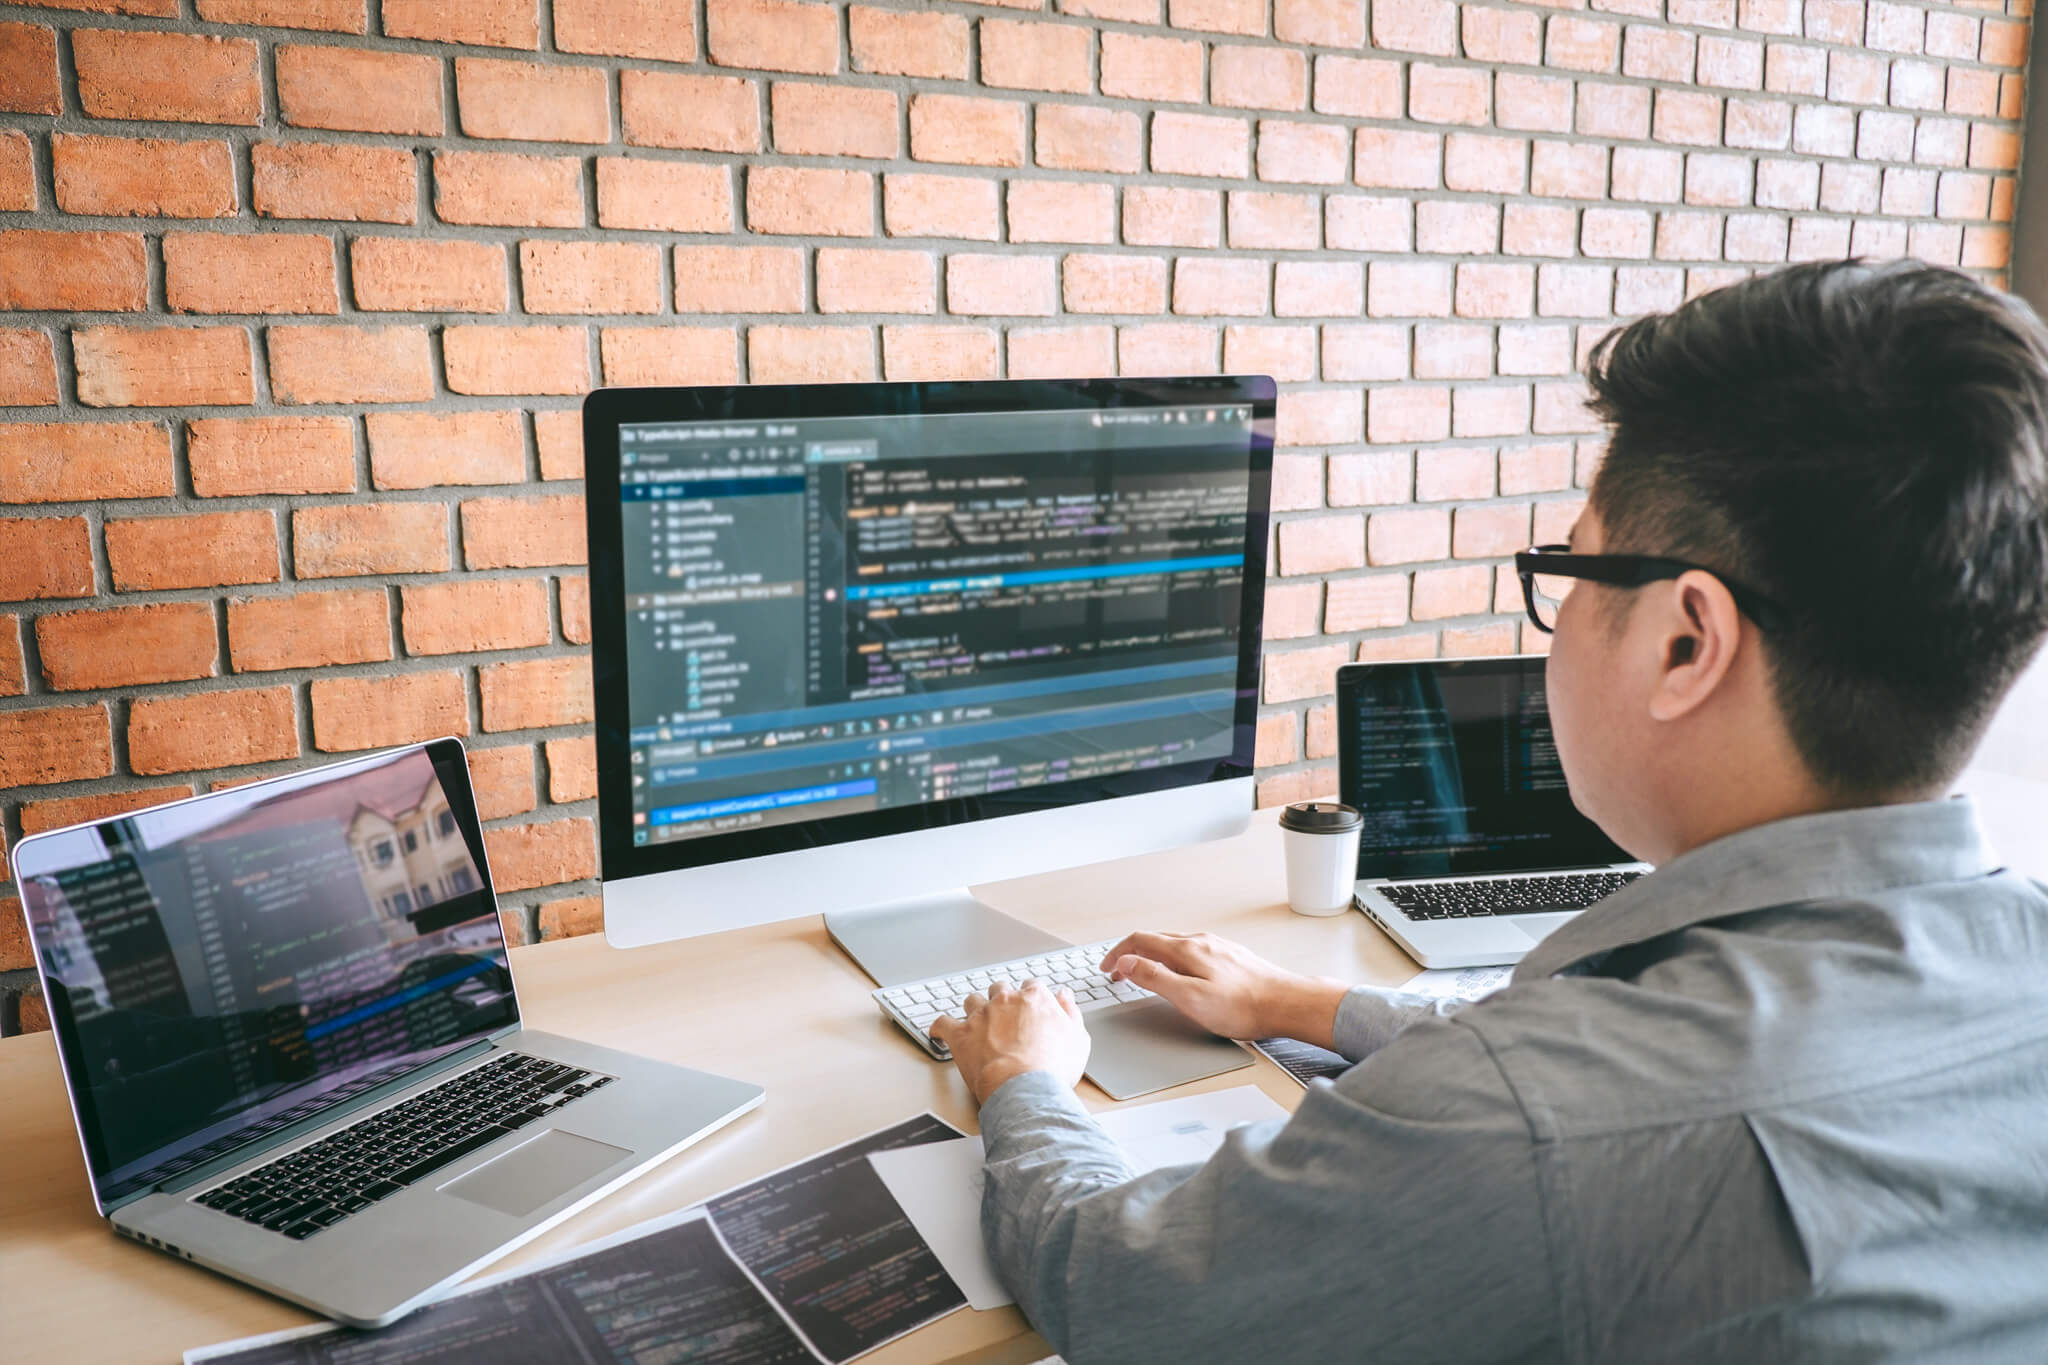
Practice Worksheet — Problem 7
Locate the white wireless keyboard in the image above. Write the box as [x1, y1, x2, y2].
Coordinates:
[872, 939, 1155, 1060]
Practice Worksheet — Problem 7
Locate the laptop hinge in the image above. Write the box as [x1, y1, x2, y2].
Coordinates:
[1382, 863, 1647, 884]
[146, 1036, 506, 1202]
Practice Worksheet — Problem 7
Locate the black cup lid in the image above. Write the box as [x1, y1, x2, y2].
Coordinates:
[1279, 800, 1362, 834]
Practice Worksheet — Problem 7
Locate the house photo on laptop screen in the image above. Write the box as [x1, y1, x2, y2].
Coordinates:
[19, 747, 513, 1208]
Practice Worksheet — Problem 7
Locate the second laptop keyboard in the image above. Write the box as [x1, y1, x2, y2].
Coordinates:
[194, 1051, 613, 1240]
[1380, 870, 1642, 919]
[874, 939, 1154, 1061]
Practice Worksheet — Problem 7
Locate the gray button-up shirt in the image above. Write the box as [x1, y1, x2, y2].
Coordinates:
[977, 798, 2048, 1362]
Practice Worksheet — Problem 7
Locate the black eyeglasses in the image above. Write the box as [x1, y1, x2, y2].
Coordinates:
[1513, 544, 1791, 635]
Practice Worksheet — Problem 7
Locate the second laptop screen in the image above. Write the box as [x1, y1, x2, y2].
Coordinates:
[1343, 662, 1632, 879]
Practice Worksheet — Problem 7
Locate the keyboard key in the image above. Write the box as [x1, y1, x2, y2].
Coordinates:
[873, 939, 1156, 1057]
[391, 1127, 510, 1186]
[1382, 870, 1641, 919]
[200, 1055, 616, 1235]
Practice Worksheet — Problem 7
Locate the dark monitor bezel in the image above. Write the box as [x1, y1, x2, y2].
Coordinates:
[1335, 656, 1633, 879]
[583, 376, 1276, 881]
[18, 738, 505, 1207]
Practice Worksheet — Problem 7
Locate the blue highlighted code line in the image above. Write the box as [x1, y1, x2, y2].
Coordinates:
[651, 778, 880, 827]
[844, 554, 1243, 602]
[304, 959, 498, 1042]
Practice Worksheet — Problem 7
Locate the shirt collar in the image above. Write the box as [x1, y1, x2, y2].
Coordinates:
[1515, 796, 2001, 980]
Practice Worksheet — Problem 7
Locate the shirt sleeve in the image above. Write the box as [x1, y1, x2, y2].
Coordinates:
[975, 1016, 1558, 1364]
[1330, 983, 1473, 1061]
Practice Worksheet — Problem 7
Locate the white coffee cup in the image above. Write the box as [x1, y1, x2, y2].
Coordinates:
[1279, 801, 1364, 917]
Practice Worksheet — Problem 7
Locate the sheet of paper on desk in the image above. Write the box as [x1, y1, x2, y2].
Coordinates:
[1095, 1084, 1288, 1168]
[185, 1114, 966, 1365]
[868, 1086, 1288, 1312]
[867, 1137, 1008, 1312]
[707, 1113, 969, 1363]
[184, 1213, 815, 1365]
[1400, 964, 1514, 1002]
[1249, 1035, 1351, 1087]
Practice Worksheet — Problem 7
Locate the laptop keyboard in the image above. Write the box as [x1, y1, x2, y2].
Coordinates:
[1380, 870, 1642, 920]
[193, 1053, 614, 1240]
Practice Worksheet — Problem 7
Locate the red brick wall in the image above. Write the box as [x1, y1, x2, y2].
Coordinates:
[0, 0, 2030, 1032]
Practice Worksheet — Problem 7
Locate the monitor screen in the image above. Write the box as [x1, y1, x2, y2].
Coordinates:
[586, 378, 1272, 874]
[15, 743, 514, 1208]
[1338, 659, 1631, 879]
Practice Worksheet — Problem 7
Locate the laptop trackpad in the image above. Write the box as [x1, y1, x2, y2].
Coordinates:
[1512, 912, 1580, 940]
[441, 1129, 632, 1218]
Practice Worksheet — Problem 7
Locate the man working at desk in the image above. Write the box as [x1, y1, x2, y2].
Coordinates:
[930, 261, 2048, 1362]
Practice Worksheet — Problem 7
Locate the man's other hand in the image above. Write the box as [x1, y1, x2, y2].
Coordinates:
[931, 980, 1091, 1105]
[1100, 931, 1349, 1049]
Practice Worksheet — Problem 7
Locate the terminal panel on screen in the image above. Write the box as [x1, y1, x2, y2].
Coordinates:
[617, 403, 1255, 846]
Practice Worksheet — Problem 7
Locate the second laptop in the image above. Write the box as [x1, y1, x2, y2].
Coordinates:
[1339, 656, 1650, 968]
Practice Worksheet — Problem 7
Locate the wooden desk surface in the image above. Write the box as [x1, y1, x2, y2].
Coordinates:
[6, 783, 2034, 1364]
[0, 810, 1419, 1364]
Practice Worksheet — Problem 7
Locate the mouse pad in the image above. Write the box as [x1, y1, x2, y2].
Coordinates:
[1083, 1000, 1253, 1101]
[440, 1129, 632, 1218]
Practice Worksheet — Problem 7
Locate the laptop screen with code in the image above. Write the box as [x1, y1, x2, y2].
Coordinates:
[16, 742, 514, 1208]
[1338, 659, 1631, 881]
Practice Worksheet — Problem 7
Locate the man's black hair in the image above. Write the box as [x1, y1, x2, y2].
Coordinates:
[1584, 259, 2048, 797]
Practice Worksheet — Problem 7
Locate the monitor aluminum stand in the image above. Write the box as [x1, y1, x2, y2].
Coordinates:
[824, 891, 1073, 988]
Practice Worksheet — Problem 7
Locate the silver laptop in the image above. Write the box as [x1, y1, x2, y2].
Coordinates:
[11, 739, 763, 1329]
[1339, 658, 1650, 969]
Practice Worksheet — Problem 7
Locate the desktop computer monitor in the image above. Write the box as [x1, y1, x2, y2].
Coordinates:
[582, 377, 1274, 979]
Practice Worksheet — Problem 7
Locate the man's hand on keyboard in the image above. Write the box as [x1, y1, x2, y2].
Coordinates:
[1100, 931, 1351, 1051]
[930, 980, 1091, 1105]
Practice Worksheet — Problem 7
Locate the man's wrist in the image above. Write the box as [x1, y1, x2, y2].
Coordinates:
[972, 1059, 1043, 1105]
[1256, 976, 1351, 1050]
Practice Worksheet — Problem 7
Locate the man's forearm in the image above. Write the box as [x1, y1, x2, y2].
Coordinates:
[1329, 984, 1474, 1061]
[978, 1070, 1139, 1348]
[1255, 976, 1353, 1051]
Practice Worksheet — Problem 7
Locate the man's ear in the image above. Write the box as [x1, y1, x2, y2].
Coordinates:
[1646, 571, 1746, 723]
